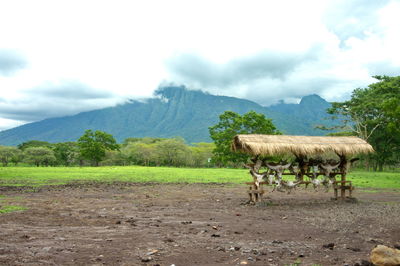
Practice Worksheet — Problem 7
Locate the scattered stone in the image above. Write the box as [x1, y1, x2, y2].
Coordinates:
[42, 247, 52, 252]
[354, 260, 373, 266]
[268, 258, 273, 262]
[234, 246, 241, 251]
[141, 256, 152, 262]
[370, 245, 400, 266]
[212, 226, 218, 230]
[272, 240, 283, 244]
[252, 249, 260, 255]
[394, 244, 400, 250]
[247, 256, 255, 261]
[115, 220, 121, 224]
[216, 246, 225, 251]
[234, 231, 243, 234]
[298, 254, 305, 258]
[211, 234, 220, 237]
[236, 213, 241, 216]
[347, 247, 361, 252]
[367, 238, 383, 244]
[181, 221, 192, 224]
[146, 249, 159, 256]
[164, 238, 174, 243]
[323, 243, 335, 250]
[260, 250, 268, 256]
[240, 261, 248, 265]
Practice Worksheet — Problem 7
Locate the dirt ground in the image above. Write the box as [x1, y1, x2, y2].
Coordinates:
[1, 183, 400, 266]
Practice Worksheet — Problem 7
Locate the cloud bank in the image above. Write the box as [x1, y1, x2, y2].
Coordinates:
[0, 81, 122, 122]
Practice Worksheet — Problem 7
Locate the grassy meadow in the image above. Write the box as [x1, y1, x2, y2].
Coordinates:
[0, 166, 399, 189]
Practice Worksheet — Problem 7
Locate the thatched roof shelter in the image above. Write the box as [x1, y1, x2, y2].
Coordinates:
[232, 134, 374, 157]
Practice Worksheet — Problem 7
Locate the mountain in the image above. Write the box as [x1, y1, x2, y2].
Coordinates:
[0, 86, 335, 145]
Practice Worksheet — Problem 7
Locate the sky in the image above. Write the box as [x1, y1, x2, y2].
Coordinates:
[1, 0, 400, 131]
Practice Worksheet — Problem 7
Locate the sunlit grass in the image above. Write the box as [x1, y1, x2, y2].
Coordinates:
[0, 166, 399, 189]
[0, 205, 27, 214]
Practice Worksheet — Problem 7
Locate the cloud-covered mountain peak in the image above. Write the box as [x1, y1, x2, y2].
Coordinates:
[299, 94, 328, 106]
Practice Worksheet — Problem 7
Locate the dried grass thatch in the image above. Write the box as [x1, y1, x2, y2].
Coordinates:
[232, 134, 374, 157]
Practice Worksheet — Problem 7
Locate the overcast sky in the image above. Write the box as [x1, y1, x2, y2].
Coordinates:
[1, 0, 400, 131]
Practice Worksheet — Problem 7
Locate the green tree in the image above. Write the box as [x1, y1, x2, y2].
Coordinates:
[0, 146, 19, 166]
[23, 147, 56, 167]
[155, 138, 192, 167]
[326, 75, 400, 170]
[189, 142, 215, 167]
[10, 149, 23, 166]
[122, 142, 158, 166]
[209, 111, 280, 166]
[77, 130, 119, 166]
[18, 140, 52, 151]
[53, 142, 79, 166]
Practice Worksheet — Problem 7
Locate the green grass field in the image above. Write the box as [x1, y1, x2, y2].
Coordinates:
[0, 166, 399, 189]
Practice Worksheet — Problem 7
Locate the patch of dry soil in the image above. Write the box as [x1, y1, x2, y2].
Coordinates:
[1, 183, 399, 265]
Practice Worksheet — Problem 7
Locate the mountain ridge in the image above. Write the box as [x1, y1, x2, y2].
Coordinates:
[0, 86, 335, 145]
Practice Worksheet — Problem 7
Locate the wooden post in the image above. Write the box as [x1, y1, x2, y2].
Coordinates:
[296, 155, 307, 182]
[340, 173, 346, 199]
[337, 154, 348, 200]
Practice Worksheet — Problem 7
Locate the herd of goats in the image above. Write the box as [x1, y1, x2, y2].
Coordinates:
[245, 156, 359, 194]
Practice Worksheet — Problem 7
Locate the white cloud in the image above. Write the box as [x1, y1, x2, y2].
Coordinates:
[0, 0, 399, 130]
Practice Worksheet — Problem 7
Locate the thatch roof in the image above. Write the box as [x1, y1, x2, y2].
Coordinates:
[232, 134, 374, 157]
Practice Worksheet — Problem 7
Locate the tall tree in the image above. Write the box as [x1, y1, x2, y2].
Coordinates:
[209, 111, 280, 166]
[53, 142, 80, 166]
[0, 146, 19, 166]
[77, 130, 119, 166]
[326, 75, 400, 170]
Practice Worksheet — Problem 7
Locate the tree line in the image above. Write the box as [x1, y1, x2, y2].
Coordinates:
[0, 130, 214, 168]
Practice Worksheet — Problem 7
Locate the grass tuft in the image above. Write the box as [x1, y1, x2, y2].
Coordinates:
[0, 205, 27, 214]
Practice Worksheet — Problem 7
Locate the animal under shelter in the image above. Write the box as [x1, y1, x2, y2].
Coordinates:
[231, 134, 374, 203]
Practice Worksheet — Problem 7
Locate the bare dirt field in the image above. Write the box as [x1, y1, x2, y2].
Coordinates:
[1, 183, 400, 266]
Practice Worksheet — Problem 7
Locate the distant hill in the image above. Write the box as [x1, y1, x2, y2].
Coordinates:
[0, 86, 335, 145]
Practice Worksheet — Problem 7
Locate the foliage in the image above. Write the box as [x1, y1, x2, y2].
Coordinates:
[189, 142, 214, 167]
[209, 111, 280, 166]
[77, 130, 119, 166]
[18, 140, 52, 151]
[122, 141, 158, 166]
[0, 146, 20, 166]
[100, 150, 127, 166]
[326, 76, 400, 171]
[155, 138, 191, 167]
[23, 147, 56, 167]
[53, 142, 80, 166]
